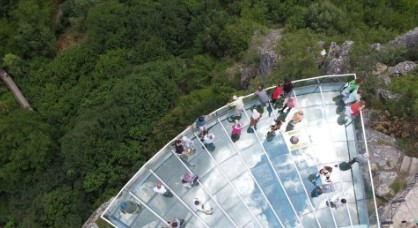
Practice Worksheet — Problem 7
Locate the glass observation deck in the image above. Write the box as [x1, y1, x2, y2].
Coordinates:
[101, 74, 379, 228]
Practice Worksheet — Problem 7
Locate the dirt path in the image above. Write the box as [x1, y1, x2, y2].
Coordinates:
[0, 68, 33, 111]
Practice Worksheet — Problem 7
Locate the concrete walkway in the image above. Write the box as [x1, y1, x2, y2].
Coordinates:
[390, 181, 418, 227]
[0, 68, 32, 110]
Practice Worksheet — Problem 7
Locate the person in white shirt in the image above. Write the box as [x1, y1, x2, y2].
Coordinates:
[228, 95, 244, 117]
[249, 106, 263, 131]
[153, 183, 173, 198]
[194, 198, 213, 215]
[201, 130, 215, 152]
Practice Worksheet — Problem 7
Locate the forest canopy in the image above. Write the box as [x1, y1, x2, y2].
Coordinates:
[0, 0, 417, 227]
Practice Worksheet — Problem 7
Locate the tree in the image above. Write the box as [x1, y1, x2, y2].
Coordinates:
[275, 29, 322, 80]
[87, 0, 130, 51]
[0, 109, 56, 193]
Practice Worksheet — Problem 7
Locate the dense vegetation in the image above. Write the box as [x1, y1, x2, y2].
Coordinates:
[0, 0, 417, 226]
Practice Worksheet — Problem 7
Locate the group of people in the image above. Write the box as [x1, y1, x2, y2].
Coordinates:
[145, 77, 368, 227]
[228, 79, 306, 142]
[336, 78, 366, 124]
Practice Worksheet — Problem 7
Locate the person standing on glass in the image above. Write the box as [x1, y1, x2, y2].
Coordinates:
[153, 183, 173, 198]
[255, 86, 269, 106]
[228, 95, 244, 122]
[231, 120, 243, 142]
[282, 79, 294, 98]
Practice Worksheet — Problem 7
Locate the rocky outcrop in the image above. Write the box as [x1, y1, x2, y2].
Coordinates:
[375, 171, 398, 196]
[387, 61, 417, 76]
[259, 50, 278, 79]
[240, 66, 257, 89]
[376, 88, 400, 101]
[258, 29, 281, 79]
[321, 41, 354, 74]
[389, 27, 418, 52]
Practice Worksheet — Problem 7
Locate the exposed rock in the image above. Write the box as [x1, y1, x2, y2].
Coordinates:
[259, 49, 278, 79]
[240, 66, 256, 89]
[365, 128, 397, 146]
[82, 198, 114, 228]
[362, 110, 381, 127]
[387, 61, 417, 76]
[371, 43, 383, 52]
[258, 29, 281, 79]
[376, 88, 401, 101]
[375, 171, 398, 197]
[369, 144, 402, 170]
[389, 27, 418, 52]
[400, 156, 412, 173]
[366, 128, 402, 170]
[322, 41, 354, 75]
[372, 62, 388, 76]
[410, 158, 418, 175]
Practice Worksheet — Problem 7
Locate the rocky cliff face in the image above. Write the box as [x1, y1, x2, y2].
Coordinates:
[389, 27, 418, 52]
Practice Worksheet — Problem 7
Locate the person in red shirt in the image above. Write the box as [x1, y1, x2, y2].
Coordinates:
[271, 84, 283, 104]
[345, 100, 365, 117]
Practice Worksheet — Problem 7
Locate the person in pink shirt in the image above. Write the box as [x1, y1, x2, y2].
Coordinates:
[279, 97, 296, 113]
[231, 120, 243, 142]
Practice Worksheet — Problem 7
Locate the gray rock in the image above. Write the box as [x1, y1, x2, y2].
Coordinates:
[322, 41, 354, 75]
[365, 128, 397, 146]
[362, 110, 381, 127]
[258, 29, 281, 79]
[369, 144, 402, 170]
[376, 88, 401, 101]
[375, 171, 398, 197]
[387, 61, 417, 76]
[371, 43, 383, 52]
[389, 27, 418, 52]
[400, 156, 412, 173]
[259, 49, 277, 78]
[373, 62, 388, 76]
[240, 66, 256, 89]
[410, 158, 418, 175]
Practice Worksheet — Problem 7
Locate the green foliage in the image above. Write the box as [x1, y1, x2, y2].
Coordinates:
[275, 29, 321, 80]
[41, 186, 87, 227]
[87, 0, 129, 51]
[23, 46, 98, 126]
[221, 19, 262, 56]
[389, 74, 418, 118]
[390, 178, 406, 194]
[61, 59, 183, 194]
[142, 86, 234, 156]
[2, 54, 26, 78]
[0, 110, 56, 193]
[304, 1, 349, 34]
